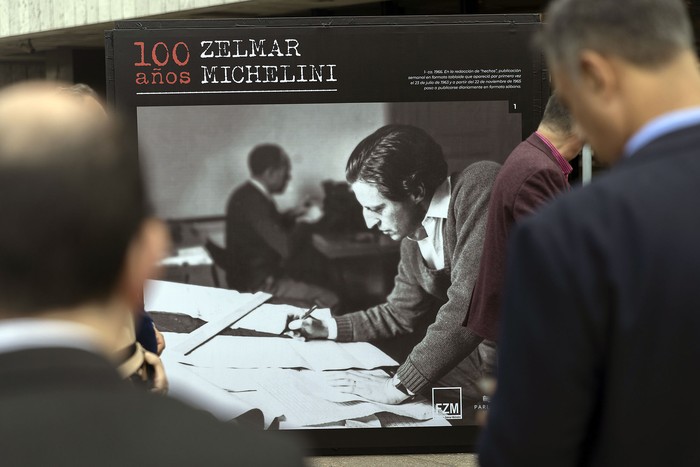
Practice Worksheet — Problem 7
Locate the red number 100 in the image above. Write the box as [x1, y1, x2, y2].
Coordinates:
[134, 41, 190, 67]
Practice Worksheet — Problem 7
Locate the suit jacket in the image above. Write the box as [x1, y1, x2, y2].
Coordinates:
[479, 123, 700, 466]
[465, 133, 570, 341]
[225, 181, 293, 290]
[0, 347, 305, 466]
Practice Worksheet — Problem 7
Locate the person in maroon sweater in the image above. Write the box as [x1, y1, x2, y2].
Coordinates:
[463, 94, 584, 341]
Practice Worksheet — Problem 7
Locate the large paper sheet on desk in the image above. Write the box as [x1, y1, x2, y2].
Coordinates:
[160, 348, 282, 428]
[162, 333, 435, 427]
[249, 368, 434, 426]
[144, 279, 309, 335]
[145, 280, 245, 321]
[185, 366, 435, 427]
[168, 333, 398, 371]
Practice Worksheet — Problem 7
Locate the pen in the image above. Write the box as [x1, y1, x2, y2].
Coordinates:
[298, 304, 319, 321]
[280, 304, 318, 336]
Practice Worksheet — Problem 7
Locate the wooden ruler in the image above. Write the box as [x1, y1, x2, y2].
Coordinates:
[172, 291, 272, 355]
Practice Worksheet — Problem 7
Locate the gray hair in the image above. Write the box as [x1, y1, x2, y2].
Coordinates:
[58, 83, 99, 98]
[541, 0, 694, 76]
[540, 93, 574, 134]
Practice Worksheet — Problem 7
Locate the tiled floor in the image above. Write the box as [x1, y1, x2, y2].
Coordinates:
[307, 453, 478, 466]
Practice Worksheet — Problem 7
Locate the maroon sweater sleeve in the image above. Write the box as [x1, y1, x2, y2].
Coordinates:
[465, 162, 568, 341]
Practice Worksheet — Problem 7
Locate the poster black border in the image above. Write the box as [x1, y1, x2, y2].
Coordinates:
[105, 14, 547, 455]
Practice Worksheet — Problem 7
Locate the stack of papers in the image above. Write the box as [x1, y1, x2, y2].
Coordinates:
[149, 281, 442, 428]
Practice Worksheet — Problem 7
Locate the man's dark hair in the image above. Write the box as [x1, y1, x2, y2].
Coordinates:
[0, 83, 148, 313]
[541, 0, 694, 75]
[248, 144, 287, 176]
[540, 93, 574, 134]
[345, 124, 448, 202]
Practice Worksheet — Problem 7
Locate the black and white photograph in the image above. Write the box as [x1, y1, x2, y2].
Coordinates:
[138, 100, 522, 430]
[106, 14, 547, 452]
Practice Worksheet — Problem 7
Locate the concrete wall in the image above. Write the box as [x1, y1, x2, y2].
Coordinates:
[0, 0, 245, 39]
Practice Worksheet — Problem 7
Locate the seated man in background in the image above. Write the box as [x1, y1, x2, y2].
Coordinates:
[464, 93, 584, 342]
[289, 125, 499, 418]
[0, 81, 304, 466]
[226, 144, 338, 309]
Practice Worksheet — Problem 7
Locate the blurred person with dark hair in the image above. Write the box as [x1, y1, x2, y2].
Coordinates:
[225, 143, 338, 309]
[288, 124, 499, 412]
[0, 81, 304, 466]
[480, 0, 700, 465]
[465, 93, 584, 341]
[60, 82, 168, 392]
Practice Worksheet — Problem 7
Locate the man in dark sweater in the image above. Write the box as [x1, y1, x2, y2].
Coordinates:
[289, 125, 499, 417]
[225, 144, 338, 308]
[464, 94, 584, 341]
[0, 82, 304, 466]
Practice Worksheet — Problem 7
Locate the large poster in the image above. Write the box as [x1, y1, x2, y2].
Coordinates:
[107, 15, 547, 453]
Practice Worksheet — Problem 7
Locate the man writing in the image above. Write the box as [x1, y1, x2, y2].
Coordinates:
[0, 82, 304, 466]
[289, 124, 499, 415]
[480, 0, 700, 465]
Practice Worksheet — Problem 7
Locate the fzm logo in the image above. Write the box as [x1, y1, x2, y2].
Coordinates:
[432, 387, 462, 420]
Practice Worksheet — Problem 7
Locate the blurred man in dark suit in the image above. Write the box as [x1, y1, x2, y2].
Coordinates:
[226, 144, 338, 309]
[0, 82, 304, 466]
[480, 0, 700, 465]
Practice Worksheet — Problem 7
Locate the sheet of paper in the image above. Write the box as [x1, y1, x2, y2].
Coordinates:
[160, 246, 213, 266]
[185, 366, 260, 393]
[163, 333, 436, 427]
[183, 365, 433, 426]
[175, 334, 397, 371]
[145, 280, 318, 335]
[178, 335, 307, 368]
[180, 366, 355, 403]
[144, 280, 247, 321]
[161, 348, 280, 428]
[294, 339, 398, 371]
[248, 368, 434, 426]
[232, 303, 315, 335]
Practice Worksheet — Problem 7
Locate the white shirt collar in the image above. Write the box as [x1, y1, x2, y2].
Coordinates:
[423, 177, 451, 222]
[0, 318, 103, 355]
[408, 178, 451, 270]
[249, 178, 272, 200]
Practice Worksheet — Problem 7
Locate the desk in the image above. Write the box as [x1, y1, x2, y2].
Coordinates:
[160, 221, 225, 287]
[160, 246, 218, 286]
[151, 310, 445, 430]
[161, 246, 213, 267]
[145, 280, 444, 428]
[312, 233, 400, 309]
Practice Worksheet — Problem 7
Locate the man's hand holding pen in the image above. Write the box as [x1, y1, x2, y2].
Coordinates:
[284, 305, 333, 340]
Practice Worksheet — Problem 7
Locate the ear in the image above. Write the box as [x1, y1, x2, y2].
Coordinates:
[409, 183, 426, 204]
[579, 50, 619, 101]
[117, 218, 171, 310]
[263, 165, 282, 180]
